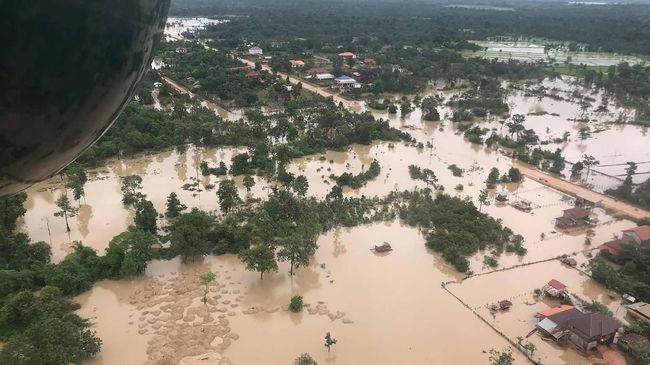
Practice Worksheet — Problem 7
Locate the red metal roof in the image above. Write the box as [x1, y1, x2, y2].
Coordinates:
[624, 225, 650, 241]
[338, 51, 355, 57]
[547, 279, 567, 290]
[305, 67, 329, 75]
[563, 207, 591, 219]
[599, 238, 628, 256]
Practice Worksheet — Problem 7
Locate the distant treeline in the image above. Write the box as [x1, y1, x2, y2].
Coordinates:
[172, 0, 650, 54]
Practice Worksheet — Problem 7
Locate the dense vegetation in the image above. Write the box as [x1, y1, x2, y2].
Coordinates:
[76, 88, 410, 168]
[181, 0, 650, 55]
[590, 240, 650, 303]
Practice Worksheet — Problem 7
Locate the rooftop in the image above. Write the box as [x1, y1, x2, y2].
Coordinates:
[566, 312, 620, 340]
[624, 225, 650, 241]
[547, 279, 567, 291]
[563, 207, 591, 219]
[626, 301, 650, 319]
[536, 305, 575, 318]
[598, 238, 629, 256]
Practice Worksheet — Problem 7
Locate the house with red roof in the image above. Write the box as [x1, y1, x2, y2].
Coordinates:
[543, 279, 568, 298]
[555, 207, 596, 229]
[623, 225, 650, 245]
[289, 60, 305, 68]
[338, 51, 356, 59]
[599, 225, 650, 257]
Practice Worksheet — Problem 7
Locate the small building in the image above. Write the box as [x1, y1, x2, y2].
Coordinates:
[352, 71, 361, 78]
[626, 301, 650, 323]
[284, 85, 294, 92]
[338, 51, 356, 58]
[289, 60, 305, 68]
[544, 279, 568, 298]
[315, 73, 335, 81]
[363, 58, 377, 66]
[575, 194, 602, 209]
[560, 257, 577, 267]
[248, 46, 263, 56]
[374, 242, 392, 252]
[333, 75, 357, 88]
[175, 46, 189, 53]
[510, 199, 532, 212]
[245, 71, 260, 78]
[496, 191, 509, 202]
[305, 67, 330, 76]
[555, 207, 595, 229]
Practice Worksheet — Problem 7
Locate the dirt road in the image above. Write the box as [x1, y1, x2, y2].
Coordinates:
[514, 160, 650, 220]
[162, 76, 230, 118]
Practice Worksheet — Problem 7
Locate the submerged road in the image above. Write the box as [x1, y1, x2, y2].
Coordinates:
[514, 160, 650, 220]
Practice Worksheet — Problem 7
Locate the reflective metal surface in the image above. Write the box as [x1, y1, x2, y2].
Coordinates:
[0, 0, 171, 196]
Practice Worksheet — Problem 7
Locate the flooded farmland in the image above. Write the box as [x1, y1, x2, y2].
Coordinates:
[13, 20, 650, 365]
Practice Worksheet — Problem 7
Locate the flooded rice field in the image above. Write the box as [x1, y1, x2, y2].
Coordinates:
[470, 41, 644, 66]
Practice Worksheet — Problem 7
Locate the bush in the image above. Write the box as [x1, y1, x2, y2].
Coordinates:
[289, 295, 303, 312]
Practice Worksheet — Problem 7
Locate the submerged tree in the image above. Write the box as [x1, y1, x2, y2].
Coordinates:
[134, 199, 158, 234]
[489, 348, 514, 365]
[169, 208, 214, 262]
[581, 154, 600, 180]
[165, 192, 186, 218]
[54, 194, 78, 232]
[295, 353, 318, 365]
[324, 332, 337, 353]
[64, 163, 88, 203]
[199, 271, 216, 304]
[243, 175, 255, 192]
[478, 189, 490, 212]
[277, 234, 318, 276]
[239, 243, 277, 280]
[217, 179, 241, 214]
[121, 175, 144, 206]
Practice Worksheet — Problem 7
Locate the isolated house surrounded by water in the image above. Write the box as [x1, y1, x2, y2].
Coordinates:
[555, 207, 594, 229]
[543, 279, 568, 298]
[248, 46, 263, 56]
[536, 309, 620, 351]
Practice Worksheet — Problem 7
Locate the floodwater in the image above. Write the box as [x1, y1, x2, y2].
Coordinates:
[75, 222, 528, 365]
[470, 41, 644, 66]
[165, 17, 229, 38]
[451, 260, 629, 365]
[16, 57, 647, 365]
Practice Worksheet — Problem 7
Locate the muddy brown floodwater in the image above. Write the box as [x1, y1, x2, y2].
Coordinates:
[17, 62, 648, 364]
[75, 222, 527, 365]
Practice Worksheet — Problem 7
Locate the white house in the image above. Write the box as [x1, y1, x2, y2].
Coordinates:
[248, 46, 263, 56]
